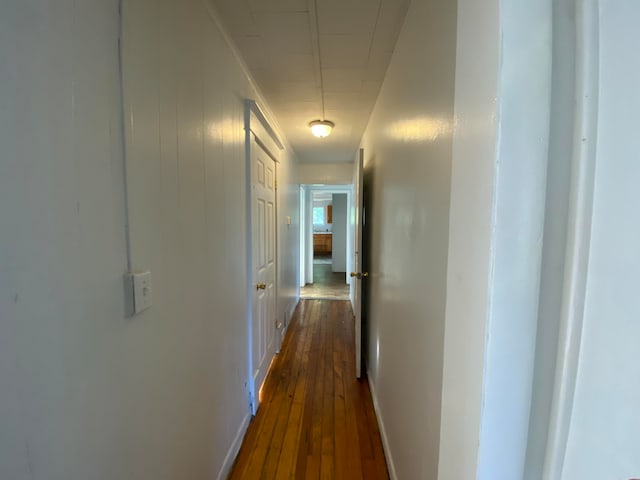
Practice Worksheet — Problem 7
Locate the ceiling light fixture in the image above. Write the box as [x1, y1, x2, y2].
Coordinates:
[309, 120, 335, 138]
[309, 0, 334, 138]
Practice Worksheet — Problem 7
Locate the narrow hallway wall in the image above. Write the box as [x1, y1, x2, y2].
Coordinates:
[120, 0, 300, 476]
[297, 162, 353, 185]
[331, 193, 348, 273]
[360, 0, 558, 477]
[358, 0, 458, 478]
[0, 0, 299, 479]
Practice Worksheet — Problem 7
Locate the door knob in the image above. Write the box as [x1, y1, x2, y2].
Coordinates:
[256, 282, 266, 290]
[350, 272, 369, 279]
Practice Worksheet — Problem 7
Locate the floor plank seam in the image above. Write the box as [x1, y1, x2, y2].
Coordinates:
[228, 300, 389, 480]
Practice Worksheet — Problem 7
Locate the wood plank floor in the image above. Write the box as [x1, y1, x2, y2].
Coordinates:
[229, 300, 389, 480]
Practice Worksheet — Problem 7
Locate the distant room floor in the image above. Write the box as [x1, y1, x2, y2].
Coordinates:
[300, 258, 350, 300]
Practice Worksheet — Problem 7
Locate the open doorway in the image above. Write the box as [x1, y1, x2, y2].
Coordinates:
[300, 185, 353, 300]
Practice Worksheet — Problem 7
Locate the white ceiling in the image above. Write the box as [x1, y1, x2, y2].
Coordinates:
[211, 0, 410, 163]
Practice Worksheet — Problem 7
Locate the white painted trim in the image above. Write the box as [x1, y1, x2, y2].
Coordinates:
[542, 1, 599, 478]
[305, 188, 313, 285]
[302, 184, 353, 288]
[299, 186, 307, 288]
[248, 111, 281, 164]
[367, 370, 398, 480]
[244, 107, 255, 416]
[245, 102, 281, 414]
[215, 412, 251, 480]
[247, 100, 284, 151]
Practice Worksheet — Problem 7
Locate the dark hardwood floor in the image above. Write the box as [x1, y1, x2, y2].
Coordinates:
[228, 300, 388, 479]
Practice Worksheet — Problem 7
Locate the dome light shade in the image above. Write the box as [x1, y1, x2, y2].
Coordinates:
[309, 120, 335, 138]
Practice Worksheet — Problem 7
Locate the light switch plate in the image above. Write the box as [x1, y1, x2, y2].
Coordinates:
[124, 271, 152, 316]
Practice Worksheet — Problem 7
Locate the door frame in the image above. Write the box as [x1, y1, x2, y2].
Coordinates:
[244, 100, 283, 414]
[541, 1, 599, 476]
[350, 148, 364, 378]
[299, 185, 354, 288]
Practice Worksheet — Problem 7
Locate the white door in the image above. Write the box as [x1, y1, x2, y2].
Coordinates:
[251, 137, 277, 413]
[350, 148, 365, 378]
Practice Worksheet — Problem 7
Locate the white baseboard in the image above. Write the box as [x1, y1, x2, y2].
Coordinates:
[216, 412, 251, 480]
[367, 369, 398, 480]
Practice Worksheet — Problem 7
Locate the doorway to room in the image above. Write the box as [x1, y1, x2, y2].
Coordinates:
[299, 185, 352, 300]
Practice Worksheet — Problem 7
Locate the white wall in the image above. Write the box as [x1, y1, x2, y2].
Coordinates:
[360, 0, 559, 478]
[474, 0, 552, 478]
[441, 0, 558, 477]
[1, 2, 128, 478]
[331, 194, 347, 273]
[274, 138, 300, 330]
[441, 1, 640, 478]
[524, 1, 576, 476]
[0, 0, 299, 479]
[304, 187, 313, 285]
[358, 0, 458, 477]
[120, 0, 299, 475]
[297, 162, 353, 184]
[438, 0, 500, 477]
[561, 3, 640, 478]
[439, 2, 640, 479]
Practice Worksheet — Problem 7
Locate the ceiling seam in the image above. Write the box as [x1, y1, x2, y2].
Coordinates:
[352, 0, 384, 145]
[361, 0, 384, 99]
[367, 0, 385, 65]
[308, 0, 326, 120]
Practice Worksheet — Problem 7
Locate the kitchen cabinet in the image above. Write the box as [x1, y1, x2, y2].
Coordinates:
[313, 234, 332, 255]
[327, 205, 333, 224]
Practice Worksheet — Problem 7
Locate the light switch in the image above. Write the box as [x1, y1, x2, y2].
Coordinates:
[125, 271, 152, 316]
[133, 271, 152, 312]
[285, 215, 291, 225]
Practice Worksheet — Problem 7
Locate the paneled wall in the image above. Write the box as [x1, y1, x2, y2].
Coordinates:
[0, 1, 299, 479]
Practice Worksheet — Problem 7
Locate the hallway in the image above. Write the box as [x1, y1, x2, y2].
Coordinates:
[229, 300, 388, 479]
[4, 0, 640, 478]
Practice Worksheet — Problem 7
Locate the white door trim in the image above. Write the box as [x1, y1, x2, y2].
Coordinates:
[244, 99, 283, 414]
[299, 186, 308, 288]
[302, 184, 353, 288]
[542, 1, 600, 477]
[305, 188, 313, 285]
[352, 149, 364, 378]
